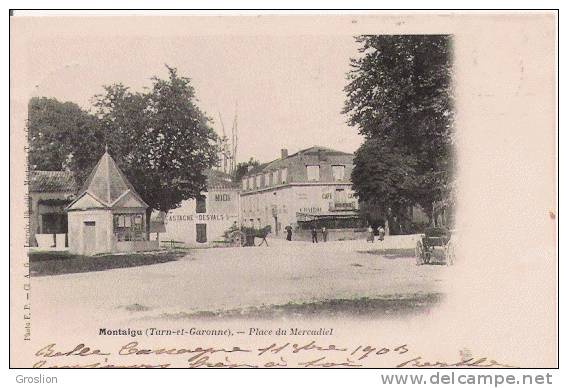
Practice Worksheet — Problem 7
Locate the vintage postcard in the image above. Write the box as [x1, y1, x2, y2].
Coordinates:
[10, 12, 557, 369]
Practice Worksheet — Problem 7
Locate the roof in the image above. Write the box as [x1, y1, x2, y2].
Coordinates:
[68, 150, 148, 209]
[29, 171, 76, 193]
[244, 145, 352, 177]
[205, 169, 240, 190]
[246, 162, 271, 176]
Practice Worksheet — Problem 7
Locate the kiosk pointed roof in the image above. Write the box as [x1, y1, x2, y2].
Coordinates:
[72, 149, 148, 208]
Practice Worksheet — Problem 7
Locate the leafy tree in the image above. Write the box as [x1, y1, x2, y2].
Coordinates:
[27, 97, 100, 171]
[232, 158, 260, 183]
[352, 137, 417, 232]
[93, 66, 219, 234]
[27, 66, 219, 236]
[343, 35, 454, 226]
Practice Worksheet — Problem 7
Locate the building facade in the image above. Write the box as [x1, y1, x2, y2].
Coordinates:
[29, 171, 77, 248]
[240, 146, 363, 238]
[162, 170, 240, 247]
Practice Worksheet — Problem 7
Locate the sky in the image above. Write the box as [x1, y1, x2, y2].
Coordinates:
[25, 21, 365, 163]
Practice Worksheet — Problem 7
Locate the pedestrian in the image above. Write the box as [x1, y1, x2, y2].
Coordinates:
[257, 225, 269, 247]
[367, 225, 374, 243]
[378, 226, 385, 241]
[311, 226, 318, 243]
[322, 227, 328, 242]
[285, 225, 293, 241]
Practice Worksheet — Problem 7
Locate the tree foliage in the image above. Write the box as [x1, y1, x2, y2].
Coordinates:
[92, 66, 219, 217]
[344, 35, 455, 226]
[27, 97, 100, 171]
[232, 158, 260, 183]
[28, 66, 219, 227]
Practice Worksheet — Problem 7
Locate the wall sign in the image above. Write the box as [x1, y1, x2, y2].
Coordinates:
[214, 194, 232, 201]
[168, 214, 237, 222]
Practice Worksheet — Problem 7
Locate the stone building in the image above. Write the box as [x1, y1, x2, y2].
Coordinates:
[162, 169, 240, 247]
[66, 150, 158, 255]
[240, 146, 364, 240]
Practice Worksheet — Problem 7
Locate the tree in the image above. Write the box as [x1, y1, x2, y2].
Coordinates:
[27, 97, 100, 171]
[27, 66, 219, 237]
[343, 35, 455, 226]
[352, 138, 417, 233]
[93, 66, 219, 234]
[232, 158, 260, 183]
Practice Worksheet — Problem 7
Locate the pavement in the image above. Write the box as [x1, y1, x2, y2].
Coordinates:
[32, 235, 449, 329]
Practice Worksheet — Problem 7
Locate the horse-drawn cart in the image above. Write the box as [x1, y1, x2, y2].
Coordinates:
[415, 227, 455, 265]
[227, 226, 271, 247]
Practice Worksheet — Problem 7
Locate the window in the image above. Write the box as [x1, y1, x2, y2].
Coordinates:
[272, 170, 279, 185]
[335, 188, 347, 203]
[196, 195, 206, 213]
[113, 213, 145, 241]
[248, 176, 254, 189]
[307, 165, 320, 181]
[281, 168, 288, 183]
[332, 165, 345, 181]
[242, 179, 247, 190]
[265, 172, 271, 186]
[196, 224, 207, 243]
[256, 175, 262, 188]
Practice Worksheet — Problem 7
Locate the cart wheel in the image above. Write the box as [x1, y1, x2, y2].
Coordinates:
[415, 241, 424, 265]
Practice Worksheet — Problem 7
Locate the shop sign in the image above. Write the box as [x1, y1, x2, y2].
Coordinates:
[168, 214, 236, 222]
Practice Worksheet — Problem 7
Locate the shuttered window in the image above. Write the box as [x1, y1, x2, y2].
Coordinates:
[332, 165, 345, 181]
[281, 168, 288, 183]
[306, 165, 320, 181]
[196, 195, 206, 214]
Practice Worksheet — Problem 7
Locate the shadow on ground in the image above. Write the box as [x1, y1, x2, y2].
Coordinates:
[359, 248, 416, 260]
[157, 293, 444, 321]
[29, 250, 186, 277]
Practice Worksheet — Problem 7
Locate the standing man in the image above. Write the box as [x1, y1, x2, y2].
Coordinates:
[311, 226, 318, 243]
[285, 225, 293, 241]
[322, 227, 328, 242]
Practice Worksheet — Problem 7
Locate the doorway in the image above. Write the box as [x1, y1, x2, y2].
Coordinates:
[196, 223, 207, 243]
[83, 221, 96, 255]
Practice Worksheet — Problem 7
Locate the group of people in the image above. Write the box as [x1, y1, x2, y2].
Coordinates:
[309, 226, 328, 243]
[284, 225, 329, 243]
[283, 224, 386, 243]
[367, 225, 386, 243]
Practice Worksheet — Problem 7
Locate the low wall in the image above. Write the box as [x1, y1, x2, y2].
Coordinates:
[290, 229, 368, 242]
[115, 240, 160, 253]
[35, 233, 67, 250]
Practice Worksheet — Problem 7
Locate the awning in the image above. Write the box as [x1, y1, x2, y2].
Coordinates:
[296, 210, 360, 222]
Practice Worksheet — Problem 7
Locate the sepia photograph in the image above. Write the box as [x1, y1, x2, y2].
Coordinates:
[9, 11, 557, 371]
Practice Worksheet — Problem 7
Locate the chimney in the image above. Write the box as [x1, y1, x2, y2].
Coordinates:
[281, 148, 288, 159]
